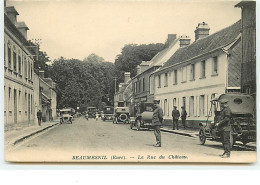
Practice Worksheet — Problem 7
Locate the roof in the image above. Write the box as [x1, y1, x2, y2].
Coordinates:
[17, 22, 29, 30]
[235, 1, 256, 8]
[6, 6, 19, 15]
[161, 20, 241, 70]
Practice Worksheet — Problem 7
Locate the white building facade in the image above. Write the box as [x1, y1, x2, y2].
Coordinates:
[152, 21, 242, 127]
[4, 6, 35, 130]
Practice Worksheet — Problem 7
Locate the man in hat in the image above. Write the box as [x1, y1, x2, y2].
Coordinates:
[37, 110, 42, 126]
[152, 100, 163, 147]
[216, 98, 232, 158]
[172, 106, 180, 130]
[181, 106, 187, 129]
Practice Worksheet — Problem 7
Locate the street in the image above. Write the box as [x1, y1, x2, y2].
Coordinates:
[6, 117, 256, 163]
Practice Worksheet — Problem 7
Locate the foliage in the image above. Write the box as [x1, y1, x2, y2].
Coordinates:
[114, 43, 165, 83]
[48, 55, 115, 111]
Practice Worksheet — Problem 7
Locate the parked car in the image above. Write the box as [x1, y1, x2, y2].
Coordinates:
[102, 106, 114, 121]
[131, 102, 154, 131]
[198, 93, 256, 148]
[60, 108, 74, 124]
[113, 107, 130, 124]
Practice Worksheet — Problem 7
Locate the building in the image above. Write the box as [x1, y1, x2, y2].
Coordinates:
[235, 1, 256, 114]
[114, 72, 132, 109]
[38, 71, 57, 122]
[4, 6, 36, 130]
[132, 34, 187, 105]
[4, 4, 57, 131]
[152, 21, 242, 127]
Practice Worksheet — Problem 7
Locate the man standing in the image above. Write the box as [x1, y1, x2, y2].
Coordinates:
[37, 110, 42, 126]
[172, 106, 180, 130]
[216, 99, 232, 158]
[181, 106, 187, 129]
[152, 100, 163, 147]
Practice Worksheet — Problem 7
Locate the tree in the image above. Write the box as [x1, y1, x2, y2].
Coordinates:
[114, 43, 164, 83]
[48, 55, 115, 111]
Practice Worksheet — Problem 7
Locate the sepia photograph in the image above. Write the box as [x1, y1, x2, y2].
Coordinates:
[2, 0, 256, 163]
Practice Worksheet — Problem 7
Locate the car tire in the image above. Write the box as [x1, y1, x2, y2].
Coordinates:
[230, 133, 235, 148]
[136, 120, 141, 131]
[199, 129, 206, 145]
[130, 123, 133, 130]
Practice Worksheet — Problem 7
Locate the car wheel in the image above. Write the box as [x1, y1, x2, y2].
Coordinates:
[242, 139, 248, 146]
[136, 120, 141, 131]
[130, 123, 133, 130]
[199, 129, 206, 145]
[230, 133, 235, 148]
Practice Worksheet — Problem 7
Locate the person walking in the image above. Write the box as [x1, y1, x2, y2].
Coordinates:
[95, 112, 99, 121]
[152, 100, 163, 147]
[181, 106, 187, 129]
[172, 106, 180, 130]
[216, 99, 232, 158]
[37, 110, 42, 126]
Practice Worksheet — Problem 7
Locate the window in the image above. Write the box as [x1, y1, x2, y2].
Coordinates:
[24, 57, 27, 79]
[158, 75, 161, 88]
[200, 60, 206, 78]
[164, 99, 167, 116]
[173, 70, 178, 84]
[18, 55, 21, 74]
[190, 64, 195, 80]
[189, 96, 194, 116]
[182, 97, 186, 108]
[28, 61, 30, 79]
[13, 51, 17, 72]
[8, 87, 11, 101]
[182, 66, 187, 82]
[143, 78, 145, 92]
[8, 46, 11, 69]
[211, 93, 217, 113]
[173, 98, 177, 107]
[4, 42, 6, 66]
[212, 56, 218, 75]
[199, 95, 205, 116]
[164, 73, 168, 87]
[31, 63, 33, 80]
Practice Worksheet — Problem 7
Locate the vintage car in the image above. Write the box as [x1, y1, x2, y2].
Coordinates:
[113, 107, 130, 124]
[199, 93, 256, 147]
[86, 107, 98, 118]
[131, 102, 154, 131]
[60, 108, 74, 124]
[102, 106, 114, 121]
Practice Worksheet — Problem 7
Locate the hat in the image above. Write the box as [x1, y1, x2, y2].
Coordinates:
[173, 106, 177, 108]
[219, 99, 228, 103]
[153, 100, 160, 104]
[181, 106, 185, 108]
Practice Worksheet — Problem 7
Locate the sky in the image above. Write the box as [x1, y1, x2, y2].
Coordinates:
[6, 0, 242, 63]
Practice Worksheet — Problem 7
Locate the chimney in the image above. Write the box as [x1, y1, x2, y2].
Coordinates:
[165, 34, 177, 47]
[17, 22, 29, 40]
[124, 72, 131, 83]
[118, 83, 123, 92]
[179, 35, 191, 48]
[39, 70, 45, 79]
[6, 6, 19, 26]
[140, 61, 149, 72]
[136, 65, 141, 75]
[194, 22, 210, 41]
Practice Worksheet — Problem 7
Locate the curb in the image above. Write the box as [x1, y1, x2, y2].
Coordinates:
[12, 122, 60, 145]
[160, 128, 197, 137]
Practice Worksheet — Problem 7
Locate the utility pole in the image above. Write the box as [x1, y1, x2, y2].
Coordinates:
[113, 77, 118, 94]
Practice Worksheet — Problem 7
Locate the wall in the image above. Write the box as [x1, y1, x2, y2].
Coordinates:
[154, 52, 228, 123]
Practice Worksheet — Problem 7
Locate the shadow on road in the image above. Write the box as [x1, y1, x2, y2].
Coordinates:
[198, 143, 256, 152]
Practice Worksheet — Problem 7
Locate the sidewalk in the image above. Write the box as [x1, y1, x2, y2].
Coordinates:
[5, 119, 60, 147]
[161, 123, 199, 137]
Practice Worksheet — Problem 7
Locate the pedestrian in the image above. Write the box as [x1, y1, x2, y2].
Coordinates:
[181, 106, 187, 129]
[152, 100, 163, 147]
[95, 112, 99, 121]
[37, 110, 42, 126]
[172, 106, 180, 130]
[216, 99, 232, 158]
